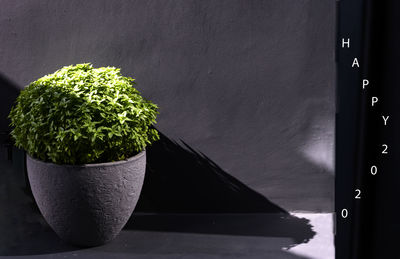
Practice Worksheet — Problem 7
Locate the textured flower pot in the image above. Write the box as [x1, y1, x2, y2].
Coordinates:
[26, 151, 146, 247]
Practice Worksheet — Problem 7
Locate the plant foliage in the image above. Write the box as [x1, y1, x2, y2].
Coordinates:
[9, 63, 159, 164]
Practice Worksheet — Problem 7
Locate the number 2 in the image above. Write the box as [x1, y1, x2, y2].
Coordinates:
[355, 189, 361, 199]
[382, 144, 388, 154]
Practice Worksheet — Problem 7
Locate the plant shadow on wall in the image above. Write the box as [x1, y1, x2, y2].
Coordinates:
[127, 131, 316, 246]
[0, 73, 20, 132]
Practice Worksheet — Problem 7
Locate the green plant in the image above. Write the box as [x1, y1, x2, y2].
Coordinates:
[9, 63, 159, 164]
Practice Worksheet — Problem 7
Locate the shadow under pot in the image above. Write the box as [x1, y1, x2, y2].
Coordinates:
[26, 151, 146, 247]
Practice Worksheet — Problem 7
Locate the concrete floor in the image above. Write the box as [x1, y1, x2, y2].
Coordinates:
[0, 214, 334, 259]
[0, 150, 334, 258]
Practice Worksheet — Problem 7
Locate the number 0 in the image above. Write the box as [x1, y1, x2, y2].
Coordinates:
[371, 165, 377, 175]
[341, 209, 348, 218]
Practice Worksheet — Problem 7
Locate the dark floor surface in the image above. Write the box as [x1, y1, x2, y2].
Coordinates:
[0, 149, 333, 258]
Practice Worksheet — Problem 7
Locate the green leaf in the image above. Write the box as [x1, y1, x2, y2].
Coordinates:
[8, 63, 160, 165]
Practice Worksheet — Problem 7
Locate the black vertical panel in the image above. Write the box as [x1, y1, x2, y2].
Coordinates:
[338, 0, 400, 258]
[366, 1, 400, 258]
[336, 0, 364, 258]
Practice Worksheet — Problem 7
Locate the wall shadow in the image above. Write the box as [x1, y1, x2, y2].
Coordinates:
[128, 132, 316, 247]
[0, 73, 20, 132]
[136, 131, 288, 213]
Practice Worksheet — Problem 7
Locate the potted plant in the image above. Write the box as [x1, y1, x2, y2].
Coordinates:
[8, 63, 159, 246]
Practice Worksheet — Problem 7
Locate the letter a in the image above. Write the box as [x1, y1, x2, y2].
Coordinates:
[352, 58, 359, 68]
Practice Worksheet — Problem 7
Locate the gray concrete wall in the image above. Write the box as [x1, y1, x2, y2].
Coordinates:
[0, 0, 335, 212]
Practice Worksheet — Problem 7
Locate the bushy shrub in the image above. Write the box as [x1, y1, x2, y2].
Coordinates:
[9, 63, 159, 164]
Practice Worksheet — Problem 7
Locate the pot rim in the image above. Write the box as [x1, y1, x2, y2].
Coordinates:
[26, 150, 146, 168]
